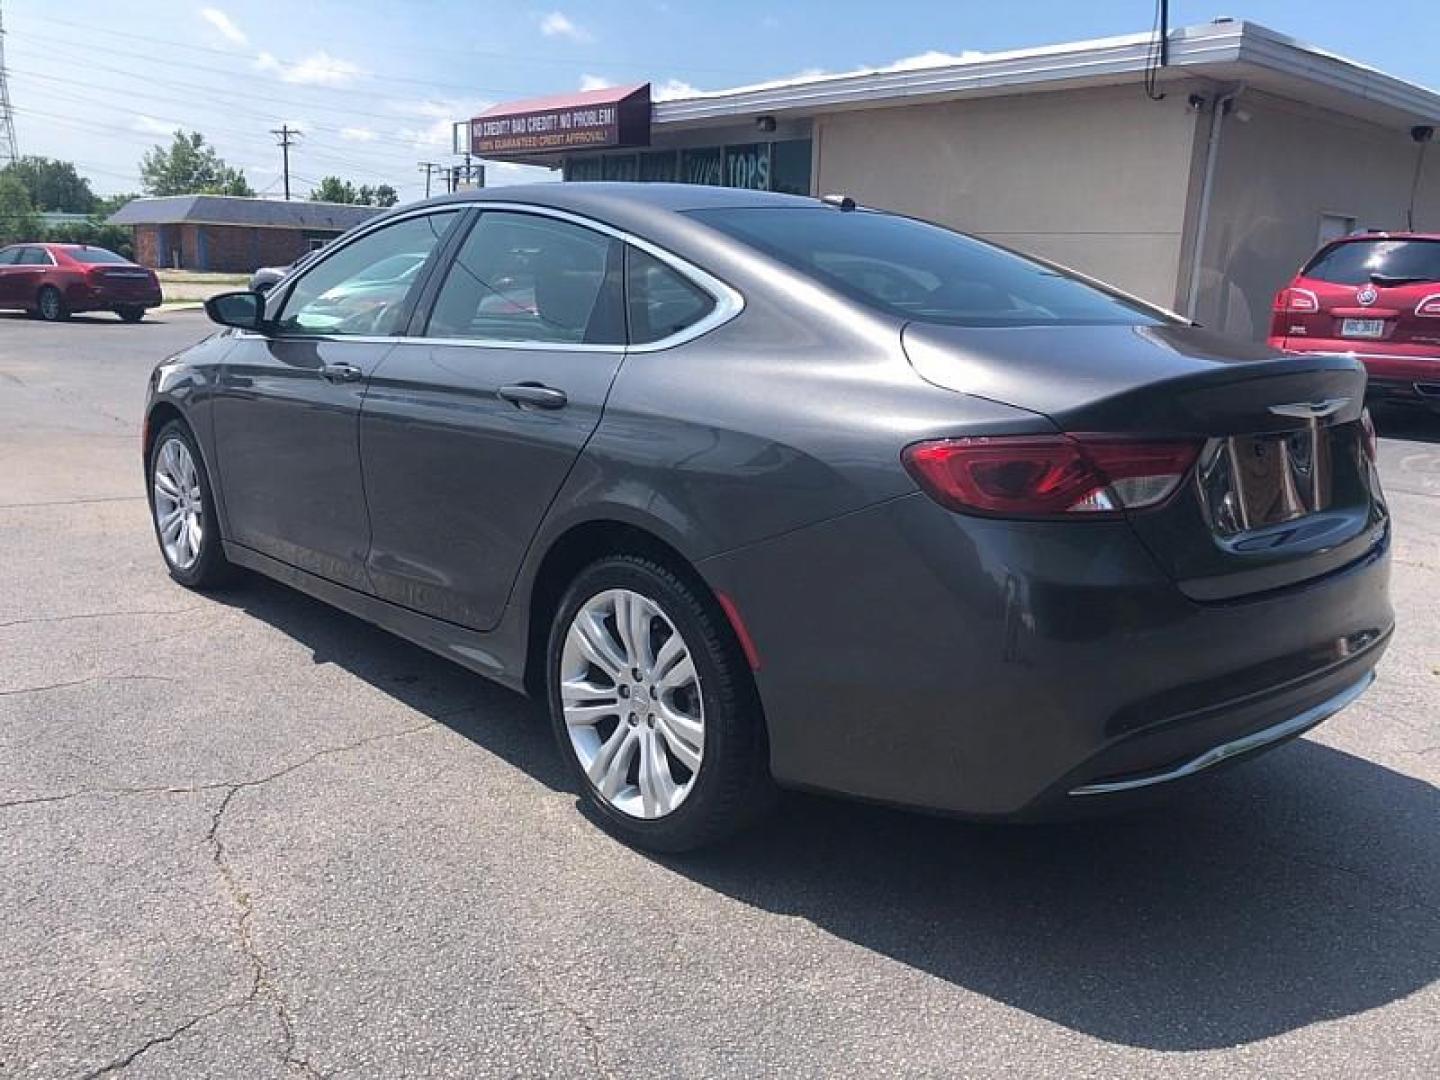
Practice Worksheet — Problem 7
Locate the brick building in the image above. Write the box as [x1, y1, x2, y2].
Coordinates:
[108, 195, 383, 273]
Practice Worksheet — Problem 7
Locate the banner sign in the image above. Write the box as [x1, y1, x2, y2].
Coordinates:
[471, 84, 651, 158]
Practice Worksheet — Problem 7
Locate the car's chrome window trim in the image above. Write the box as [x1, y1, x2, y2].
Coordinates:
[240, 200, 744, 353]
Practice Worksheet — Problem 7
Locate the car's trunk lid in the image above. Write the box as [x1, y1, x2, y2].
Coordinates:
[904, 322, 1387, 601]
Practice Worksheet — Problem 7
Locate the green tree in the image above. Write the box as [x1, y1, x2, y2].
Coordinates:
[0, 156, 99, 213]
[0, 174, 43, 245]
[356, 183, 399, 207]
[44, 220, 135, 260]
[139, 131, 254, 197]
[310, 175, 358, 204]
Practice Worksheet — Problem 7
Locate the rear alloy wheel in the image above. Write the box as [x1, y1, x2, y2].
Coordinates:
[116, 305, 146, 323]
[36, 286, 68, 322]
[547, 556, 774, 852]
[148, 421, 235, 589]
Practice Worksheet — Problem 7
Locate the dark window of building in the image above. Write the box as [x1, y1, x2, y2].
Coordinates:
[603, 154, 638, 181]
[277, 211, 459, 336]
[681, 147, 723, 186]
[1303, 238, 1440, 285]
[723, 143, 771, 191]
[691, 207, 1163, 328]
[427, 211, 624, 345]
[566, 157, 604, 182]
[638, 151, 678, 183]
[770, 139, 813, 196]
[625, 247, 716, 344]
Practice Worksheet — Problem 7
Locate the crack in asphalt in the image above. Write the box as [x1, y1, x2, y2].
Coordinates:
[77, 1000, 250, 1079]
[0, 673, 179, 698]
[0, 607, 205, 629]
[0, 495, 145, 511]
[62, 717, 456, 1078]
[0, 673, 177, 698]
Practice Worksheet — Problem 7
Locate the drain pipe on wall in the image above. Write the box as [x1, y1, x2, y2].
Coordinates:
[1184, 89, 1239, 320]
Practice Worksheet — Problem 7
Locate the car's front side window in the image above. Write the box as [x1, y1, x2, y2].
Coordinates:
[274, 211, 460, 337]
[424, 211, 624, 345]
[18, 247, 52, 266]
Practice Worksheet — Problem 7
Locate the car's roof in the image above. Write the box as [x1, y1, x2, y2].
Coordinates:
[410, 182, 822, 216]
[1325, 232, 1440, 244]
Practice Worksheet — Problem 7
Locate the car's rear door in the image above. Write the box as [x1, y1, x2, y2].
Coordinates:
[210, 209, 462, 590]
[357, 208, 628, 630]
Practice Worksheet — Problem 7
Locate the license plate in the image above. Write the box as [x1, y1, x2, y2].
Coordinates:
[1341, 318, 1385, 339]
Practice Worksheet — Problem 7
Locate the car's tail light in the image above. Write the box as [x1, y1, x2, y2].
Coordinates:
[902, 435, 1202, 518]
[1360, 408, 1378, 462]
[1415, 294, 1440, 317]
[1274, 287, 1320, 313]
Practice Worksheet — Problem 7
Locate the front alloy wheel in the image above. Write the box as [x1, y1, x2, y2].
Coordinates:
[560, 589, 706, 819]
[147, 420, 234, 590]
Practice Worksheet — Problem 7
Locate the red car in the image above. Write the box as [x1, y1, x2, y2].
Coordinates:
[0, 243, 162, 322]
[1269, 232, 1440, 411]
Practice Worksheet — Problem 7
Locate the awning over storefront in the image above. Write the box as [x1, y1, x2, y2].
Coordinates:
[469, 84, 651, 159]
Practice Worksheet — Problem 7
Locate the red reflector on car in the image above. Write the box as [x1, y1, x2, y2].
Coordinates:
[902, 435, 1202, 518]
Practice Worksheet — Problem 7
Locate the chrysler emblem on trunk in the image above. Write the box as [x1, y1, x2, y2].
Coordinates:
[1356, 285, 1378, 305]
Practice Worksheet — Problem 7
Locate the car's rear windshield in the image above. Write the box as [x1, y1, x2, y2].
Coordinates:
[1303, 238, 1440, 285]
[688, 207, 1164, 328]
[66, 247, 130, 264]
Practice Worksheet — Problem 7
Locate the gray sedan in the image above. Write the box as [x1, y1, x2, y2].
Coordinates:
[143, 184, 1392, 851]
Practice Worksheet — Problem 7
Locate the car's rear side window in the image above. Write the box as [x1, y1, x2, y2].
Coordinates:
[426, 211, 625, 346]
[65, 248, 130, 265]
[1303, 238, 1440, 285]
[626, 247, 715, 345]
[689, 207, 1162, 328]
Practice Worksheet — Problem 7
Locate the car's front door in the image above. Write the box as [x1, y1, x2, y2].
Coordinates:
[358, 209, 627, 629]
[211, 210, 461, 590]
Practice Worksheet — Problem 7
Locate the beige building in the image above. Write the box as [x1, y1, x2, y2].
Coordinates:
[469, 20, 1440, 340]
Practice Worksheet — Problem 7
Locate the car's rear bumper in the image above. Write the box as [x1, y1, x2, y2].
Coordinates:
[1273, 339, 1440, 409]
[63, 283, 163, 311]
[700, 492, 1393, 819]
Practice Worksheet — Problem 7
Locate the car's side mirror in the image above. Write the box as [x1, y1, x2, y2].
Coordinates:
[204, 290, 266, 331]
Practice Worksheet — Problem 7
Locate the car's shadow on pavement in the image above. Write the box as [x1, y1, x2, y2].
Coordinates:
[222, 573, 1439, 1053]
[1373, 403, 1440, 444]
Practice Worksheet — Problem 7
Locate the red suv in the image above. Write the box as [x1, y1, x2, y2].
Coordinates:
[1269, 233, 1440, 411]
[0, 243, 162, 322]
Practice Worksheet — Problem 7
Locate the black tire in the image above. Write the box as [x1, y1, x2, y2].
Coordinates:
[146, 420, 237, 590]
[36, 285, 68, 322]
[546, 555, 775, 852]
[116, 305, 146, 323]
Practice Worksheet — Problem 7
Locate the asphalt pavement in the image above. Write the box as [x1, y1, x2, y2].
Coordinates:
[1, 309, 1436, 1078]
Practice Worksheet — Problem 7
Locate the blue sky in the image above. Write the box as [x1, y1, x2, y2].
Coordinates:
[5, 0, 1437, 200]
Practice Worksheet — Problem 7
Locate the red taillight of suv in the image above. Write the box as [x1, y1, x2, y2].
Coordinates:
[1273, 287, 1320, 313]
[902, 435, 1202, 518]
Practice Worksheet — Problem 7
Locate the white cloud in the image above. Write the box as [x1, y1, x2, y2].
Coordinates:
[652, 78, 699, 101]
[483, 161, 562, 187]
[340, 126, 377, 142]
[199, 7, 248, 47]
[539, 11, 591, 42]
[390, 98, 494, 151]
[884, 49, 985, 71]
[578, 74, 612, 92]
[133, 115, 176, 136]
[256, 50, 363, 86]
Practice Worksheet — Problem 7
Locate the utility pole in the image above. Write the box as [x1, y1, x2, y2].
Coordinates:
[418, 161, 441, 198]
[271, 125, 301, 200]
[0, 0, 20, 167]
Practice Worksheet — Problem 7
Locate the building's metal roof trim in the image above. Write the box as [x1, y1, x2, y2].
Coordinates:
[648, 21, 1439, 127]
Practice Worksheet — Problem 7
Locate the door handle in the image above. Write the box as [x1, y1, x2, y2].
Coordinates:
[320, 362, 363, 383]
[498, 383, 568, 410]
